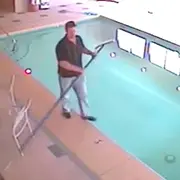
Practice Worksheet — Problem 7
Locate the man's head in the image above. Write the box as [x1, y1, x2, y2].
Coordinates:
[65, 21, 76, 38]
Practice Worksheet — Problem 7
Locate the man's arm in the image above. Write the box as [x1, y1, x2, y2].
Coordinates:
[78, 36, 95, 56]
[82, 48, 95, 56]
[56, 43, 83, 73]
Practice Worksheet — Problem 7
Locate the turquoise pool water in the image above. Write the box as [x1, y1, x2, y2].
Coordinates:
[1, 17, 180, 180]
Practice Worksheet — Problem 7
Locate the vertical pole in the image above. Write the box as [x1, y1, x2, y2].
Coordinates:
[144, 40, 150, 61]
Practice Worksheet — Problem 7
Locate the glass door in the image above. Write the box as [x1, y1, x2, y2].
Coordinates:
[165, 50, 180, 75]
[116, 28, 146, 58]
[149, 42, 167, 68]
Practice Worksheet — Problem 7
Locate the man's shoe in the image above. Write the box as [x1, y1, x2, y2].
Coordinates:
[82, 116, 96, 121]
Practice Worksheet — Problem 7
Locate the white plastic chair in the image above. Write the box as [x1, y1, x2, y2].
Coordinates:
[12, 99, 32, 156]
[9, 75, 33, 156]
[9, 75, 18, 113]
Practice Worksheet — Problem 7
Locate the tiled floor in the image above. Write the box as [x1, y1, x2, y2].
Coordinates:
[0, 2, 163, 180]
[3, 133, 93, 180]
[0, 3, 100, 36]
[0, 66, 94, 180]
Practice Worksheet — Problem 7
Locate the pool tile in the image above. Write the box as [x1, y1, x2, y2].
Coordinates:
[58, 5, 67, 7]
[45, 113, 91, 151]
[0, 6, 98, 36]
[73, 125, 130, 175]
[101, 160, 162, 180]
[43, 112, 162, 179]
[12, 19, 21, 23]
[58, 10, 67, 13]
[40, 14, 48, 17]
[2, 130, 92, 180]
[45, 113, 130, 175]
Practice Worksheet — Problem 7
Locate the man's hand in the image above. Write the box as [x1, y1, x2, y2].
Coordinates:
[76, 67, 84, 74]
[71, 66, 84, 75]
[90, 51, 97, 58]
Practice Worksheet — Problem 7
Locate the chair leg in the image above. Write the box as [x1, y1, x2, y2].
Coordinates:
[13, 136, 24, 156]
[25, 112, 34, 138]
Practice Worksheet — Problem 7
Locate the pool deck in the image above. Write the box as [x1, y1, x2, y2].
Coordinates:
[0, 3, 163, 180]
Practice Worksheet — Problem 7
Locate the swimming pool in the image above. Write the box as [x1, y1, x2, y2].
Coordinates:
[1, 17, 180, 180]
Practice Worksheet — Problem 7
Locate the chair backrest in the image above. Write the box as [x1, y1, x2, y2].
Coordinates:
[9, 75, 17, 112]
[9, 75, 32, 138]
[13, 99, 32, 138]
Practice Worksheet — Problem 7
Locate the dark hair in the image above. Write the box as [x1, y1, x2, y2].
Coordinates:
[65, 21, 76, 31]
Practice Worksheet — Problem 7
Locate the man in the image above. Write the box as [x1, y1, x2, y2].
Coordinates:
[55, 21, 96, 121]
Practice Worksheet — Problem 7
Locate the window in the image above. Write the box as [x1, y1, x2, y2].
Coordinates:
[165, 50, 180, 75]
[149, 42, 166, 68]
[149, 42, 180, 75]
[116, 29, 132, 52]
[116, 28, 146, 58]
